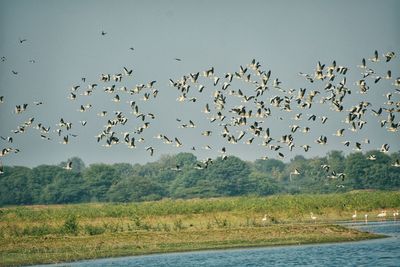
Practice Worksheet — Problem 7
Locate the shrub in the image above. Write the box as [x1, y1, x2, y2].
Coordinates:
[84, 225, 105, 235]
[63, 215, 79, 235]
[173, 219, 185, 231]
[22, 224, 52, 236]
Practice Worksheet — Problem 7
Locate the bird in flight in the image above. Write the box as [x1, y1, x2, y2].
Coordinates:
[146, 146, 154, 156]
[369, 50, 379, 62]
[123, 67, 133, 76]
[1, 50, 397, 188]
[383, 51, 395, 62]
[392, 160, 400, 167]
[63, 161, 72, 170]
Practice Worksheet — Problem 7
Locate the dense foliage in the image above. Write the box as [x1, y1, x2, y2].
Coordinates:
[1, 151, 399, 206]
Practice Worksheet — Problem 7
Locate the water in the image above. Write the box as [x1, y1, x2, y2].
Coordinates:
[37, 221, 400, 267]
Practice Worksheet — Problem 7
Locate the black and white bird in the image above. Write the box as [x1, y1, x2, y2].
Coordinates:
[63, 161, 72, 170]
[383, 51, 395, 62]
[369, 50, 379, 62]
[146, 146, 154, 156]
[392, 160, 400, 167]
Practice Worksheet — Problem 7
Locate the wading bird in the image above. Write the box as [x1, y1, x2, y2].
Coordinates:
[262, 214, 268, 224]
[377, 210, 387, 221]
[352, 211, 357, 222]
[310, 212, 317, 224]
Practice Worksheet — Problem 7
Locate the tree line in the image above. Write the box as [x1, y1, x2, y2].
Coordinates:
[1, 150, 399, 206]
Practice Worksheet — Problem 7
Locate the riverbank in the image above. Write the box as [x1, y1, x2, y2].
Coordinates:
[0, 224, 383, 266]
[1, 191, 398, 266]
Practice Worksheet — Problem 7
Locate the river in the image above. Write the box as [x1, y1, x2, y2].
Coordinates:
[37, 221, 399, 267]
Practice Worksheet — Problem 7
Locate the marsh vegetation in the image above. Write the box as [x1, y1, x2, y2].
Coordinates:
[1, 191, 398, 266]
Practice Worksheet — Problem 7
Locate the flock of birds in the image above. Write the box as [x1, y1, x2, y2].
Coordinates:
[0, 35, 400, 182]
[261, 209, 399, 225]
[318, 209, 399, 224]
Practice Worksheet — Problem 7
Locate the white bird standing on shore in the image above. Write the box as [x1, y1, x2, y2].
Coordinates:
[310, 212, 317, 224]
[352, 211, 357, 222]
[262, 214, 268, 224]
[393, 210, 399, 221]
[377, 210, 387, 221]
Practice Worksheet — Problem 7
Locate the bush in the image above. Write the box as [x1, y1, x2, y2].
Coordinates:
[173, 219, 185, 231]
[22, 224, 52, 236]
[84, 225, 105, 235]
[63, 215, 79, 235]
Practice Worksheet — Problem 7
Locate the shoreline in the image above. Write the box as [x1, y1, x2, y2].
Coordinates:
[1, 192, 398, 266]
[73, 225, 387, 260]
[0, 224, 385, 266]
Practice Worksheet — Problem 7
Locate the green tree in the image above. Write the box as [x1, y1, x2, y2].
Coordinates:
[170, 169, 214, 198]
[30, 165, 64, 203]
[83, 164, 117, 202]
[42, 171, 88, 204]
[345, 152, 370, 188]
[112, 163, 134, 180]
[174, 152, 198, 167]
[205, 156, 251, 196]
[248, 172, 281, 196]
[0, 166, 33, 205]
[327, 150, 345, 173]
[254, 158, 285, 173]
[107, 176, 165, 202]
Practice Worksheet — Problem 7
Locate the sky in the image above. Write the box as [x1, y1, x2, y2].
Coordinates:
[0, 0, 399, 167]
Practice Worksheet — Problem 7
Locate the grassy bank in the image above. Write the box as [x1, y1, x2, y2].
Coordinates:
[0, 224, 382, 266]
[0, 191, 398, 266]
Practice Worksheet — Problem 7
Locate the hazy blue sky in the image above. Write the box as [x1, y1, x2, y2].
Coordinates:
[0, 0, 399, 167]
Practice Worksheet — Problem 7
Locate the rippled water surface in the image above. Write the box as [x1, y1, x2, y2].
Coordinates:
[37, 221, 400, 267]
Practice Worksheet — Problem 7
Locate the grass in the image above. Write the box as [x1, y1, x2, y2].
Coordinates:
[0, 190, 399, 266]
[0, 224, 383, 266]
